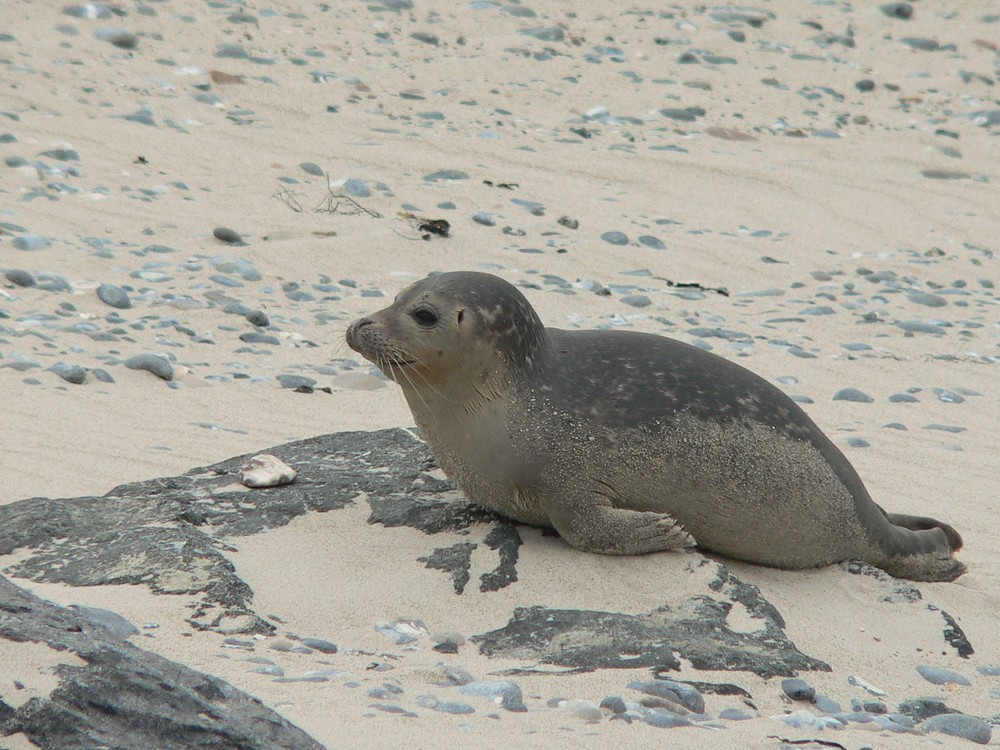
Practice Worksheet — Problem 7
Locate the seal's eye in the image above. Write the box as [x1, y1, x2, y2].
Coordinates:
[412, 308, 439, 328]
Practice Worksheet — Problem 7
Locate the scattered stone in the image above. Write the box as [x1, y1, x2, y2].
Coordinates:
[833, 388, 874, 403]
[459, 681, 526, 712]
[781, 677, 815, 701]
[601, 231, 629, 245]
[916, 665, 971, 686]
[49, 362, 87, 385]
[239, 454, 297, 488]
[214, 227, 245, 245]
[124, 353, 174, 381]
[922, 713, 991, 744]
[97, 283, 132, 309]
[12, 234, 52, 251]
[4, 269, 37, 287]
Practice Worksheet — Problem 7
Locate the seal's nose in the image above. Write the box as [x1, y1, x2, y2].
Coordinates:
[346, 317, 373, 352]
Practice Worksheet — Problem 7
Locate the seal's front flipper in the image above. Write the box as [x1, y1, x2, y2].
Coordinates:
[547, 503, 695, 556]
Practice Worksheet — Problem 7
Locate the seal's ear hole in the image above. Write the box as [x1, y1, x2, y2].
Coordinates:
[457, 309, 465, 324]
[412, 307, 439, 328]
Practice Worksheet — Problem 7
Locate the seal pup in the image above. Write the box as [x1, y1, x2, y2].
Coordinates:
[346, 272, 965, 582]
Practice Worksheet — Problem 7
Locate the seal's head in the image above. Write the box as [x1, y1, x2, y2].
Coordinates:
[346, 272, 546, 405]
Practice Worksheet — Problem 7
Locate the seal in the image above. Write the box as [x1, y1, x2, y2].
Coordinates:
[346, 271, 965, 582]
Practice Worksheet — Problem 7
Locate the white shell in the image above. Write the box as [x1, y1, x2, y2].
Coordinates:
[238, 454, 297, 488]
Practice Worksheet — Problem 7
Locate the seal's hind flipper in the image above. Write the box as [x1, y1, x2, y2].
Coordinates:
[547, 503, 695, 556]
[887, 512, 963, 551]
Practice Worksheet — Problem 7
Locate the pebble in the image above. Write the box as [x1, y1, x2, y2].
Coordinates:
[375, 618, 428, 645]
[13, 234, 52, 251]
[642, 709, 691, 729]
[239, 454, 297, 488]
[95, 27, 140, 49]
[97, 283, 132, 309]
[459, 681, 526, 712]
[124, 353, 175, 381]
[620, 294, 651, 308]
[599, 696, 627, 714]
[780, 678, 815, 701]
[299, 637, 337, 654]
[4, 269, 36, 287]
[213, 227, 245, 245]
[601, 231, 629, 245]
[0, 538, 15, 555]
[916, 664, 971, 686]
[833, 387, 874, 403]
[922, 713, 992, 744]
[276, 374, 316, 390]
[908, 291, 947, 307]
[628, 680, 705, 713]
[49, 362, 87, 385]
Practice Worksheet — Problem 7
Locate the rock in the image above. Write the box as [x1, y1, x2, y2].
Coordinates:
[922, 713, 992, 744]
[0, 575, 324, 749]
[12, 234, 52, 251]
[213, 227, 245, 245]
[239, 454, 297, 488]
[124, 353, 174, 381]
[4, 269, 36, 287]
[97, 283, 132, 309]
[459, 680, 526, 711]
[781, 677, 815, 701]
[49, 362, 87, 385]
[916, 665, 971, 686]
[833, 387, 874, 403]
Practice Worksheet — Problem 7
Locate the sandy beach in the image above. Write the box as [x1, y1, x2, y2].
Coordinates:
[2, 1, 998, 747]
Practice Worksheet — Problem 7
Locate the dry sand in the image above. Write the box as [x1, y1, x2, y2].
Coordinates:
[2, 0, 998, 747]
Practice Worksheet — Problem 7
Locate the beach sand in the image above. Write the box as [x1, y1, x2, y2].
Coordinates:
[2, 1, 998, 747]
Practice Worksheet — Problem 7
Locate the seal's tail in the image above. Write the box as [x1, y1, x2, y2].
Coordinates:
[881, 513, 966, 582]
[887, 513, 963, 551]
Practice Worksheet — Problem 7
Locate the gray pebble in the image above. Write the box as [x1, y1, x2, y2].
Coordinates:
[628, 680, 705, 713]
[124, 353, 174, 381]
[833, 387, 874, 403]
[908, 291, 947, 307]
[620, 294, 651, 308]
[0, 537, 16, 555]
[932, 388, 964, 404]
[423, 169, 468, 181]
[299, 162, 324, 176]
[846, 437, 870, 448]
[601, 230, 629, 245]
[889, 393, 918, 403]
[300, 638, 337, 654]
[916, 664, 971, 686]
[719, 707, 753, 720]
[459, 681, 526, 712]
[976, 664, 1000, 676]
[95, 27, 140, 49]
[897, 319, 946, 334]
[781, 678, 815, 701]
[4, 269, 36, 287]
[521, 26, 564, 42]
[251, 665, 285, 677]
[213, 227, 245, 245]
[922, 713, 992, 745]
[92, 368, 115, 384]
[97, 283, 132, 309]
[49, 363, 87, 385]
[240, 332, 279, 345]
[925, 424, 965, 433]
[343, 178, 370, 197]
[855, 79, 876, 92]
[812, 694, 842, 714]
[431, 701, 474, 715]
[276, 374, 316, 389]
[472, 211, 496, 227]
[643, 709, 691, 728]
[211, 274, 243, 288]
[901, 37, 940, 51]
[600, 696, 627, 714]
[884, 422, 907, 430]
[13, 234, 52, 251]
[558, 216, 579, 230]
[638, 235, 665, 250]
[881, 2, 913, 19]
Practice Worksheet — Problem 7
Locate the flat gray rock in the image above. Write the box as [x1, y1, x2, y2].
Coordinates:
[0, 575, 324, 750]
